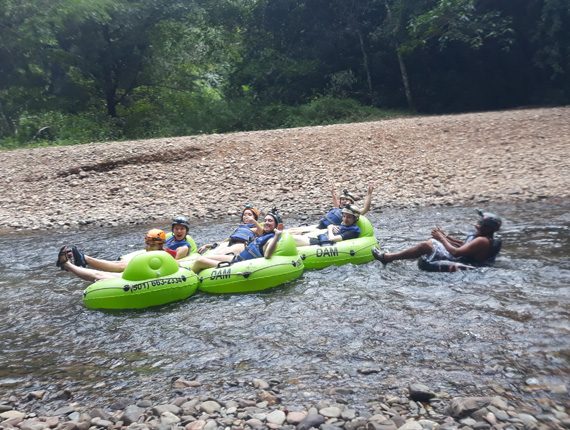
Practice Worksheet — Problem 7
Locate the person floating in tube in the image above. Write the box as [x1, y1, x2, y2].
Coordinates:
[190, 209, 284, 274]
[371, 209, 502, 272]
[287, 184, 374, 234]
[197, 203, 264, 256]
[291, 204, 362, 247]
[56, 228, 169, 281]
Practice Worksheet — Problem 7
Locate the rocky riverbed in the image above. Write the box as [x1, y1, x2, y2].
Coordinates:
[1, 107, 569, 232]
[1, 378, 569, 430]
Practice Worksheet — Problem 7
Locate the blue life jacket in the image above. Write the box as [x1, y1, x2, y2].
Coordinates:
[237, 232, 275, 261]
[317, 207, 342, 229]
[229, 223, 256, 243]
[165, 236, 191, 252]
[317, 224, 361, 244]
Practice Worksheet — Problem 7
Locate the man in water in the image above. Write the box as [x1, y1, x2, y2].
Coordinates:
[372, 209, 502, 269]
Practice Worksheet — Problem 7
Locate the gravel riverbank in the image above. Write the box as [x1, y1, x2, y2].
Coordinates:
[1, 107, 569, 232]
[1, 378, 568, 429]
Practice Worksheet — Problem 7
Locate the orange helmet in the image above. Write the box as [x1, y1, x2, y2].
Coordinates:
[145, 228, 166, 243]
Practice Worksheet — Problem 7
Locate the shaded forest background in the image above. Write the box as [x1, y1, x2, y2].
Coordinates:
[1, 0, 568, 148]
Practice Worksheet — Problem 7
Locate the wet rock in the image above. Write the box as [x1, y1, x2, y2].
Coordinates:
[446, 397, 495, 418]
[258, 390, 279, 405]
[399, 420, 423, 430]
[198, 400, 220, 414]
[26, 391, 46, 401]
[1, 410, 26, 420]
[408, 383, 436, 402]
[366, 418, 397, 430]
[121, 405, 144, 425]
[152, 404, 180, 416]
[160, 411, 180, 426]
[51, 406, 76, 417]
[266, 410, 286, 425]
[185, 419, 206, 430]
[253, 378, 270, 389]
[245, 418, 264, 428]
[319, 406, 342, 418]
[297, 413, 326, 430]
[286, 411, 307, 424]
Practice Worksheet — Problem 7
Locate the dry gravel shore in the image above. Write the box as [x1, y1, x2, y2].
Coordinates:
[1, 106, 569, 232]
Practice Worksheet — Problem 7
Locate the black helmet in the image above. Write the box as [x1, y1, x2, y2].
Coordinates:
[476, 209, 502, 232]
[267, 208, 283, 226]
[172, 215, 190, 232]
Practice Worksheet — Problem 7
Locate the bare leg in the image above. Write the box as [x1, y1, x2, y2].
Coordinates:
[383, 240, 434, 262]
[291, 235, 312, 247]
[62, 261, 120, 282]
[208, 242, 246, 255]
[191, 254, 234, 273]
[85, 255, 126, 272]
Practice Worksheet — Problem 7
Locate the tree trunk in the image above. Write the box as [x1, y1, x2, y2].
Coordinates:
[0, 99, 15, 136]
[396, 48, 415, 111]
[356, 28, 374, 103]
[384, 0, 416, 111]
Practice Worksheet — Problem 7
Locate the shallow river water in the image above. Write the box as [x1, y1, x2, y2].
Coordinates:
[1, 202, 568, 411]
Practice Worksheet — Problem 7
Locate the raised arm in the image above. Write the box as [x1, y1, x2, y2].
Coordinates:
[331, 185, 340, 208]
[360, 183, 374, 215]
[263, 228, 283, 259]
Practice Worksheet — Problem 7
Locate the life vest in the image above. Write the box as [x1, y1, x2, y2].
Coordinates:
[165, 236, 191, 257]
[316, 224, 361, 244]
[229, 223, 256, 243]
[318, 207, 342, 229]
[237, 232, 275, 261]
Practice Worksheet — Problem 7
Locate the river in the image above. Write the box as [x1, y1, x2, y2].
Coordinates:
[1, 202, 568, 411]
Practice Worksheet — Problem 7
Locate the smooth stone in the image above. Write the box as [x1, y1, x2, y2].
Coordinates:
[516, 413, 538, 427]
[446, 397, 493, 418]
[90, 408, 113, 421]
[160, 411, 181, 425]
[202, 420, 217, 430]
[408, 384, 436, 402]
[90, 417, 113, 427]
[417, 419, 439, 430]
[52, 407, 76, 416]
[253, 378, 270, 390]
[198, 401, 221, 415]
[286, 411, 307, 424]
[319, 407, 341, 418]
[266, 410, 286, 425]
[19, 419, 48, 430]
[367, 418, 397, 430]
[297, 413, 326, 430]
[258, 391, 279, 405]
[397, 420, 423, 430]
[121, 405, 144, 425]
[152, 404, 181, 416]
[0, 411, 26, 420]
[341, 409, 356, 420]
[185, 419, 206, 430]
[245, 418, 264, 428]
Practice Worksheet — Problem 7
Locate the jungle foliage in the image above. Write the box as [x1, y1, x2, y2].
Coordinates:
[0, 0, 568, 147]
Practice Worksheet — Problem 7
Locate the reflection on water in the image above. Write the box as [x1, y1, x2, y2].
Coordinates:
[1, 202, 568, 407]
